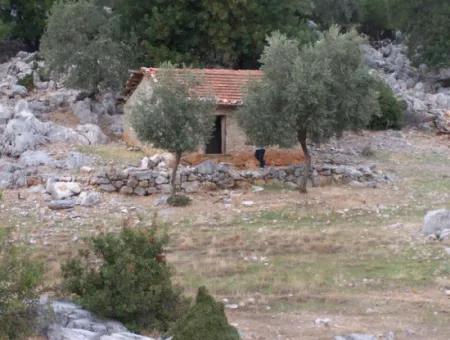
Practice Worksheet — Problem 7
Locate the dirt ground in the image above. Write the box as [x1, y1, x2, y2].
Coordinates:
[2, 130, 450, 339]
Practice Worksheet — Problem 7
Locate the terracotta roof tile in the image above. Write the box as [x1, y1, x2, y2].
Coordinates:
[125, 67, 263, 106]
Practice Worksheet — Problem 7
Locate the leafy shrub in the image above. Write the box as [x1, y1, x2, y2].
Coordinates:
[360, 0, 395, 39]
[369, 81, 405, 130]
[0, 190, 3, 200]
[62, 226, 187, 332]
[0, 229, 44, 339]
[17, 74, 35, 91]
[172, 287, 241, 340]
[167, 195, 191, 207]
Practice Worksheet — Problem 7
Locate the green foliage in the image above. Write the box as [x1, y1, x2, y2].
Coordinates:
[128, 64, 215, 155]
[167, 195, 191, 207]
[392, 0, 450, 67]
[172, 287, 241, 340]
[369, 81, 404, 130]
[238, 28, 378, 191]
[359, 0, 395, 39]
[312, 0, 363, 30]
[103, 0, 314, 68]
[40, 0, 134, 92]
[239, 27, 378, 147]
[0, 229, 44, 339]
[128, 63, 215, 195]
[17, 74, 34, 91]
[0, 0, 54, 47]
[62, 226, 187, 332]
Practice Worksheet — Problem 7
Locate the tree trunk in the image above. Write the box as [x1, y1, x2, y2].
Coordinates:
[171, 152, 182, 197]
[298, 133, 311, 194]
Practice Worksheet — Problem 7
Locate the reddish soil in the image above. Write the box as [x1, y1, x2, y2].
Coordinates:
[183, 149, 305, 169]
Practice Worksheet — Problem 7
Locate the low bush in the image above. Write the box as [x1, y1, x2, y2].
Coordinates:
[369, 81, 405, 130]
[172, 287, 241, 340]
[167, 195, 191, 207]
[0, 229, 44, 339]
[17, 74, 35, 91]
[62, 226, 187, 332]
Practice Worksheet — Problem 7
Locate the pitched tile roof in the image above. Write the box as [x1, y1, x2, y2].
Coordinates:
[125, 67, 263, 106]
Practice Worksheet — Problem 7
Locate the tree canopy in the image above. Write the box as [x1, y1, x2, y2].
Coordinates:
[40, 0, 133, 92]
[127, 63, 215, 195]
[238, 28, 379, 191]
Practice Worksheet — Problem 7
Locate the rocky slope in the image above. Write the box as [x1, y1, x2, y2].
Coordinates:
[363, 40, 450, 129]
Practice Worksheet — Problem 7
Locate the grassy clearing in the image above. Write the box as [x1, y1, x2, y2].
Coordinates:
[77, 143, 145, 166]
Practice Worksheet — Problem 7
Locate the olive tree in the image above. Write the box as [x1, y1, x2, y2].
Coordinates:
[128, 64, 215, 197]
[40, 0, 133, 93]
[238, 27, 379, 192]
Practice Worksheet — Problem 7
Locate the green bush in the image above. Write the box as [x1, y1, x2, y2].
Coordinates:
[62, 226, 187, 332]
[172, 287, 241, 340]
[17, 74, 35, 91]
[167, 195, 192, 207]
[0, 229, 44, 339]
[369, 81, 404, 130]
[360, 0, 395, 39]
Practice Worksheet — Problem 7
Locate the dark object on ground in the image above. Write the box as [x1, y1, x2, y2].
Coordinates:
[48, 200, 75, 210]
[167, 195, 192, 207]
[254, 147, 266, 168]
[172, 286, 241, 340]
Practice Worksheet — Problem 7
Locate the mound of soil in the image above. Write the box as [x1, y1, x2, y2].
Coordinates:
[183, 149, 304, 169]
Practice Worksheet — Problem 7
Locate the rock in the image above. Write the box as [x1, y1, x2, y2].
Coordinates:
[47, 325, 97, 340]
[64, 152, 93, 170]
[196, 160, 217, 175]
[48, 200, 76, 210]
[71, 98, 98, 124]
[0, 115, 49, 156]
[47, 180, 81, 200]
[242, 200, 254, 207]
[11, 84, 28, 97]
[19, 150, 55, 167]
[76, 192, 101, 207]
[334, 334, 377, 340]
[0, 160, 26, 189]
[182, 181, 201, 193]
[0, 103, 12, 124]
[100, 184, 117, 192]
[422, 209, 450, 237]
[75, 124, 109, 144]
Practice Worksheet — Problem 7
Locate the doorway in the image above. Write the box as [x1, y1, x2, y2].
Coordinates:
[206, 115, 225, 154]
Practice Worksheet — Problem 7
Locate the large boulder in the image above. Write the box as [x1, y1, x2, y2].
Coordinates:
[75, 124, 109, 145]
[71, 98, 98, 124]
[0, 115, 49, 157]
[46, 179, 81, 200]
[422, 209, 450, 237]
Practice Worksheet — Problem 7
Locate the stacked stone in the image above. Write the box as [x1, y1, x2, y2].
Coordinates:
[90, 159, 388, 196]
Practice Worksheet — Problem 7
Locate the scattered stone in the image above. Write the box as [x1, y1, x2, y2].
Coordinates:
[314, 318, 331, 327]
[335, 334, 377, 340]
[422, 209, 450, 237]
[242, 200, 255, 207]
[76, 192, 101, 207]
[47, 180, 81, 200]
[48, 200, 76, 210]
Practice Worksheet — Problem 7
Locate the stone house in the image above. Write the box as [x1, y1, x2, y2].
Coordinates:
[124, 67, 262, 154]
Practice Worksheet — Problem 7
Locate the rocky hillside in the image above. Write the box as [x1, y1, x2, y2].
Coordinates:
[363, 39, 450, 130]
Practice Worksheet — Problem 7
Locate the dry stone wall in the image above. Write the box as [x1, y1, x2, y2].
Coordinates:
[91, 158, 389, 196]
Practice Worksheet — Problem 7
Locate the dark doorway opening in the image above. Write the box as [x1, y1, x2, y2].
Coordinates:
[206, 115, 224, 154]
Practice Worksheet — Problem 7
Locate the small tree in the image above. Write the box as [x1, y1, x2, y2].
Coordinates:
[0, 229, 44, 339]
[62, 226, 187, 332]
[40, 0, 133, 93]
[171, 287, 240, 340]
[238, 28, 379, 192]
[128, 63, 215, 197]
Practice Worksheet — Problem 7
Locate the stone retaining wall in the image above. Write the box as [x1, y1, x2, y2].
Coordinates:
[90, 159, 388, 196]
